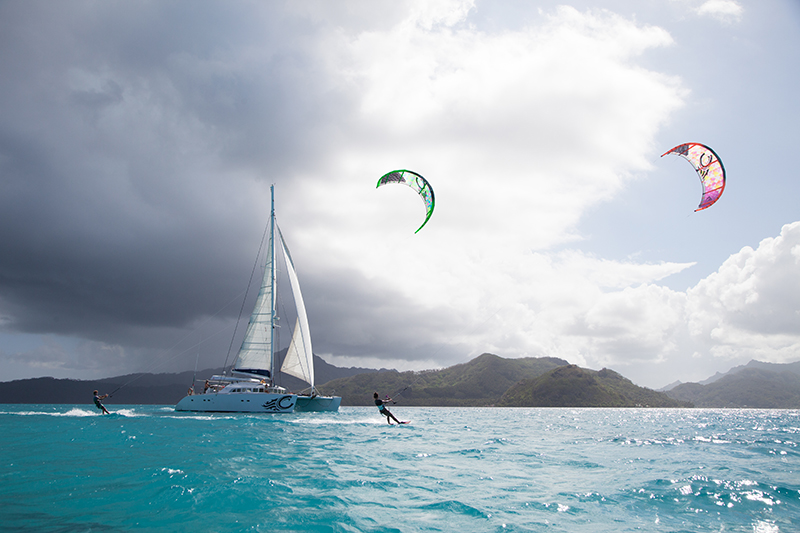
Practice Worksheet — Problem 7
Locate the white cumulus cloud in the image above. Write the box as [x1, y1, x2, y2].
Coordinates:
[695, 0, 743, 23]
[686, 221, 800, 362]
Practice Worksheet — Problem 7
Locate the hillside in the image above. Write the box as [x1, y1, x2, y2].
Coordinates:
[498, 365, 691, 407]
[666, 367, 800, 408]
[0, 356, 375, 405]
[325, 353, 569, 406]
[9, 352, 795, 409]
[698, 359, 800, 385]
[0, 372, 202, 405]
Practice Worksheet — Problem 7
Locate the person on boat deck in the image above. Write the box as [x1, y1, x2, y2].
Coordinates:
[204, 380, 210, 394]
[374, 392, 401, 425]
[93, 390, 110, 415]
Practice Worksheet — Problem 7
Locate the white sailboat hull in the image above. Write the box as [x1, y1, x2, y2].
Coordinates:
[294, 395, 342, 412]
[175, 392, 297, 413]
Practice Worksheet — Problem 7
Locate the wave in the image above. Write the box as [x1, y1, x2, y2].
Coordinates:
[0, 408, 99, 417]
[291, 416, 385, 425]
[0, 407, 142, 417]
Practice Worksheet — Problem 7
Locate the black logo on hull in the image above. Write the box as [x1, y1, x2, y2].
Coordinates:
[263, 395, 295, 412]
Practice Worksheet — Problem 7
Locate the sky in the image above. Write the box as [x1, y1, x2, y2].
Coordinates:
[1, 0, 799, 389]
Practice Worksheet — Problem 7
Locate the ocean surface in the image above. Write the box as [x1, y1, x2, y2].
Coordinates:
[1, 405, 798, 532]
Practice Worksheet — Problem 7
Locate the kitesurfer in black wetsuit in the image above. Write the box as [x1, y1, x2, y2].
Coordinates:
[374, 392, 402, 425]
[93, 390, 110, 414]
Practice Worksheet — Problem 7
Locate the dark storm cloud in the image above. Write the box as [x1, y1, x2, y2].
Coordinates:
[0, 2, 351, 349]
[300, 264, 470, 367]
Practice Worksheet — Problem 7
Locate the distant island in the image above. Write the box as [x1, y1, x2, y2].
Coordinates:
[663, 360, 800, 408]
[2, 353, 799, 408]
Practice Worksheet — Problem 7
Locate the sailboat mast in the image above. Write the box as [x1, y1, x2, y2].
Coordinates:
[269, 185, 277, 382]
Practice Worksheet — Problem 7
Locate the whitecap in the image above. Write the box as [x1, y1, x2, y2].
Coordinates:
[744, 490, 775, 506]
[2, 408, 97, 417]
[113, 409, 141, 417]
[753, 520, 779, 533]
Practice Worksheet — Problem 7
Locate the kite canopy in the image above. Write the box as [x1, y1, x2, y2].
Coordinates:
[662, 143, 726, 211]
[376, 170, 435, 233]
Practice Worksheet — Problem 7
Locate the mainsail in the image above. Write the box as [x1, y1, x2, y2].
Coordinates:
[233, 195, 276, 377]
[279, 230, 315, 388]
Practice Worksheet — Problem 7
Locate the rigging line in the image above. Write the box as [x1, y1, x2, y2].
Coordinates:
[390, 371, 431, 400]
[191, 353, 199, 391]
[389, 305, 509, 400]
[106, 302, 247, 397]
[221, 218, 271, 377]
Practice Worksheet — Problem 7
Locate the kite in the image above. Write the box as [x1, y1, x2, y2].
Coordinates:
[661, 143, 726, 212]
[376, 170, 435, 233]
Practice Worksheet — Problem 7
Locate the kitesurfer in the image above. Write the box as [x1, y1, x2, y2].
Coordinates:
[93, 390, 110, 415]
[374, 392, 403, 425]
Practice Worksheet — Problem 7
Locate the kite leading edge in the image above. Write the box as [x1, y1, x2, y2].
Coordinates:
[376, 169, 435, 233]
[661, 143, 726, 212]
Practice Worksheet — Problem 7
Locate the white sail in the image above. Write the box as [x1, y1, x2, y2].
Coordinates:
[234, 209, 275, 374]
[281, 317, 311, 384]
[279, 234, 315, 387]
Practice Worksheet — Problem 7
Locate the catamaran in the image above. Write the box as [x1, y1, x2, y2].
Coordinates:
[175, 186, 340, 413]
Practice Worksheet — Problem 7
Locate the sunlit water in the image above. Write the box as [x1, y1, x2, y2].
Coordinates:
[1, 405, 797, 532]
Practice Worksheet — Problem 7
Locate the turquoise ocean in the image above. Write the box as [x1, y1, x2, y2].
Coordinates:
[1, 405, 798, 532]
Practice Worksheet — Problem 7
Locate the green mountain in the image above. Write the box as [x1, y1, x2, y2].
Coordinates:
[498, 365, 691, 407]
[665, 367, 800, 408]
[0, 370, 206, 405]
[12, 352, 794, 409]
[325, 353, 569, 406]
[0, 356, 375, 405]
